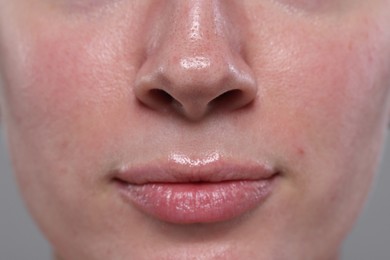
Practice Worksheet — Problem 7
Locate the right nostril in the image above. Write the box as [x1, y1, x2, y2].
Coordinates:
[146, 88, 187, 113]
[149, 89, 175, 106]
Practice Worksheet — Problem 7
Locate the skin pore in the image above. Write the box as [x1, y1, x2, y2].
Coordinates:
[1, 0, 390, 259]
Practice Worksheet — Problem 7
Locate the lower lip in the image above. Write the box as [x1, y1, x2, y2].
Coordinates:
[115, 178, 275, 224]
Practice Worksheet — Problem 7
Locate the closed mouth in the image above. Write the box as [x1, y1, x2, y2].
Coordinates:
[112, 155, 279, 224]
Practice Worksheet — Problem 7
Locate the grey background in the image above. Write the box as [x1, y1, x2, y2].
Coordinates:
[0, 126, 389, 260]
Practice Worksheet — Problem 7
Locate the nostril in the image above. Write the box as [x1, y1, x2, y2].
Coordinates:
[149, 89, 175, 105]
[210, 89, 245, 110]
[145, 88, 186, 113]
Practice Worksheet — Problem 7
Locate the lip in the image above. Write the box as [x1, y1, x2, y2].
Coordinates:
[112, 154, 278, 224]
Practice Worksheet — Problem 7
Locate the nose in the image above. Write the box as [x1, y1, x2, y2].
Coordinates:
[134, 0, 257, 121]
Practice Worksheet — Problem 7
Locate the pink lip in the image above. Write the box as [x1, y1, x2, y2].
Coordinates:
[113, 155, 278, 224]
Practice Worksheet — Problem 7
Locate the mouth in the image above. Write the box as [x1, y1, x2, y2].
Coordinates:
[112, 154, 278, 224]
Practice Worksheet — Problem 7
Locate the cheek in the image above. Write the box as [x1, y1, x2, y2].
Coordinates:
[0, 22, 128, 202]
[304, 27, 388, 157]
[4, 21, 126, 150]
[245, 13, 390, 237]
[0, 20, 140, 239]
[258, 14, 390, 157]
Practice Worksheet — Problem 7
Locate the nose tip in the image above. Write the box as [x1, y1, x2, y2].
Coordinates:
[135, 55, 258, 120]
[134, 0, 258, 121]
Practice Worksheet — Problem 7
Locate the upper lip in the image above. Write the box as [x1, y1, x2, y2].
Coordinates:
[112, 154, 277, 184]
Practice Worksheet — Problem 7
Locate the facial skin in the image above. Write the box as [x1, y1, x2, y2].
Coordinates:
[1, 0, 390, 259]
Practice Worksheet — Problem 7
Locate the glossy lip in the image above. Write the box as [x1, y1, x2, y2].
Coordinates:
[112, 153, 278, 224]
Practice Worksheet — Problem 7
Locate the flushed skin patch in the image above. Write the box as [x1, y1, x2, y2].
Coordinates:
[1, 0, 390, 260]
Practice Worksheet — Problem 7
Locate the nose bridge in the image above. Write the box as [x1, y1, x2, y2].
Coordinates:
[185, 0, 222, 43]
[158, 0, 236, 82]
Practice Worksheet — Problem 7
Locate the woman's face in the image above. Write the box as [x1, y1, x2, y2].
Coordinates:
[1, 0, 390, 259]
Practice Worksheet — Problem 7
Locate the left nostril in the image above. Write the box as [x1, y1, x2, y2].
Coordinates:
[209, 89, 250, 111]
[211, 89, 242, 106]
